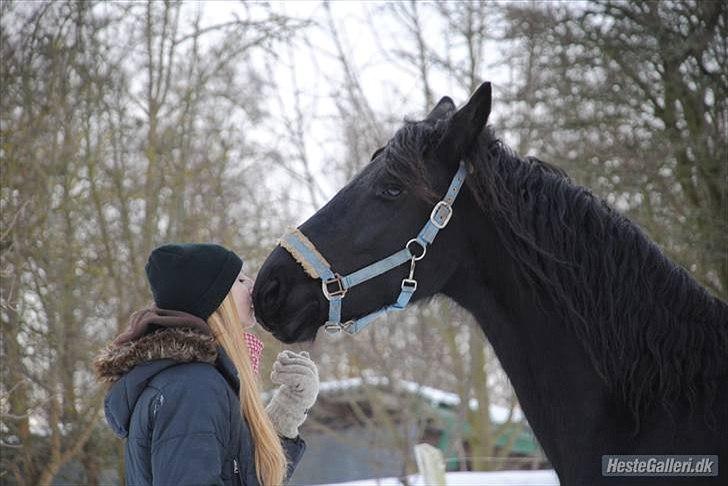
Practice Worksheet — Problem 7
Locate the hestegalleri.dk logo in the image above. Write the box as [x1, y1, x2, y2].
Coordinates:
[602, 455, 718, 477]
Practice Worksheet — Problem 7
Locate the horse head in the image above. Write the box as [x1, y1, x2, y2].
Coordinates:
[253, 83, 493, 343]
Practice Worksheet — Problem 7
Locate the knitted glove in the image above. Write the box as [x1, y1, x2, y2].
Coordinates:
[265, 350, 319, 438]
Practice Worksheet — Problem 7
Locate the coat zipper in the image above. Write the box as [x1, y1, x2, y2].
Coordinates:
[233, 458, 244, 486]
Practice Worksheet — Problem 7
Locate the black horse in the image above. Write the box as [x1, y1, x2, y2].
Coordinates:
[253, 82, 727, 485]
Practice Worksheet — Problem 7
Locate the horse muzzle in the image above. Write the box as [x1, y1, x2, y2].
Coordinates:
[253, 246, 325, 343]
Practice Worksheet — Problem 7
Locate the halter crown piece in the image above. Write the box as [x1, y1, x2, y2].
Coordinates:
[280, 161, 468, 336]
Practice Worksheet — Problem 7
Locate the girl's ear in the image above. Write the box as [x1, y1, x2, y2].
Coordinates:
[435, 82, 492, 167]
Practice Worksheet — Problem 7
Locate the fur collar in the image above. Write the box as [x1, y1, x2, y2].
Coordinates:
[94, 328, 218, 383]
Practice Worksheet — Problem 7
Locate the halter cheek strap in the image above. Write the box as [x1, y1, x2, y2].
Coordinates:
[279, 161, 468, 335]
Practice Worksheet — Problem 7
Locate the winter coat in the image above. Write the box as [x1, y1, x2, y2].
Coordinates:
[95, 328, 305, 485]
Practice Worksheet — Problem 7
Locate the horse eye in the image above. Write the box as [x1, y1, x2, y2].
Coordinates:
[382, 186, 402, 199]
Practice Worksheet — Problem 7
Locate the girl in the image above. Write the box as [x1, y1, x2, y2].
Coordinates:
[95, 243, 318, 485]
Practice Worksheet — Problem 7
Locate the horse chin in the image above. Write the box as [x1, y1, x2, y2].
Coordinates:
[263, 300, 321, 344]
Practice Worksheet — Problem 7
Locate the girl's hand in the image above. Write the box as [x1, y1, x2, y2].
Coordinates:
[265, 350, 319, 438]
[270, 350, 319, 408]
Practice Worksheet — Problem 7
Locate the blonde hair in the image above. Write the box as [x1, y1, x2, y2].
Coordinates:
[207, 294, 287, 486]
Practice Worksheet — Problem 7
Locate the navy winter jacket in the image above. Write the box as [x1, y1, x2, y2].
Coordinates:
[97, 328, 305, 485]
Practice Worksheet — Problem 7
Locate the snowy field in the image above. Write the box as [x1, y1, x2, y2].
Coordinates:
[314, 470, 559, 486]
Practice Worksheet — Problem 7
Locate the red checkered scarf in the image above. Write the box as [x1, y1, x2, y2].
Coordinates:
[244, 331, 264, 375]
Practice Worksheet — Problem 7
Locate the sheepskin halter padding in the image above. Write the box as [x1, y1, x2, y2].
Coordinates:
[278, 227, 331, 279]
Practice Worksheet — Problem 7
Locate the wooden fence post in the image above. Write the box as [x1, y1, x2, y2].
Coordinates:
[414, 443, 447, 485]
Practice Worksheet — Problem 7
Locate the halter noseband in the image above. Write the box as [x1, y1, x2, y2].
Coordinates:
[280, 161, 468, 336]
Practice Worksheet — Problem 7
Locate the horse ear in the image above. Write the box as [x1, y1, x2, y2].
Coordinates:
[426, 96, 456, 122]
[435, 82, 492, 166]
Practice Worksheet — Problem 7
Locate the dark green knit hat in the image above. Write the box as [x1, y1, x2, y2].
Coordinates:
[144, 243, 243, 320]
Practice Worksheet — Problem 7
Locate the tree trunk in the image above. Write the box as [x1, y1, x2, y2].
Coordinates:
[467, 325, 493, 471]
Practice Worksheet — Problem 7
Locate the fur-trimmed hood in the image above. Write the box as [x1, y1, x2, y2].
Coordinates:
[94, 327, 218, 383]
[95, 327, 241, 439]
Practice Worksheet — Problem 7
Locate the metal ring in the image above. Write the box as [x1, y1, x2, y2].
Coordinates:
[341, 320, 356, 335]
[406, 238, 427, 261]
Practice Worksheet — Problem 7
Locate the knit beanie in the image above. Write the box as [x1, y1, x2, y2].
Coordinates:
[145, 243, 243, 320]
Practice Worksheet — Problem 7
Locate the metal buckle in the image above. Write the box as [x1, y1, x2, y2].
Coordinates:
[401, 278, 418, 292]
[322, 274, 347, 300]
[324, 321, 342, 335]
[325, 320, 356, 336]
[430, 201, 453, 229]
[406, 239, 427, 261]
[341, 320, 356, 335]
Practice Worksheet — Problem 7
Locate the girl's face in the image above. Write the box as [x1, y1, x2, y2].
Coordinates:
[231, 271, 257, 329]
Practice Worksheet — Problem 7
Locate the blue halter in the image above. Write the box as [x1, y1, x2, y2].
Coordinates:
[280, 161, 468, 335]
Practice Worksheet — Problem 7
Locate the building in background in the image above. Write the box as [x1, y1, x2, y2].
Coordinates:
[289, 376, 549, 485]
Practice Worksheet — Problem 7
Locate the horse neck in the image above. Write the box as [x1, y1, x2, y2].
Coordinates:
[440, 199, 625, 476]
[441, 194, 727, 482]
[445, 245, 606, 469]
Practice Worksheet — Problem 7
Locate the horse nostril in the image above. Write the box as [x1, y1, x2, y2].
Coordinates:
[260, 278, 282, 312]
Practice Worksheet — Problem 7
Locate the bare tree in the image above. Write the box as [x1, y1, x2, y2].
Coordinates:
[1, 2, 304, 483]
[501, 0, 728, 299]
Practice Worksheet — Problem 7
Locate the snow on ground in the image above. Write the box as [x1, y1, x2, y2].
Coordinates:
[312, 470, 559, 486]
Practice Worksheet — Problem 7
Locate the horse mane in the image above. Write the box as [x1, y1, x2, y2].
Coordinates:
[385, 120, 728, 418]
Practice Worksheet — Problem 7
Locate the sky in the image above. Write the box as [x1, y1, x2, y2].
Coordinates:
[193, 1, 511, 219]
